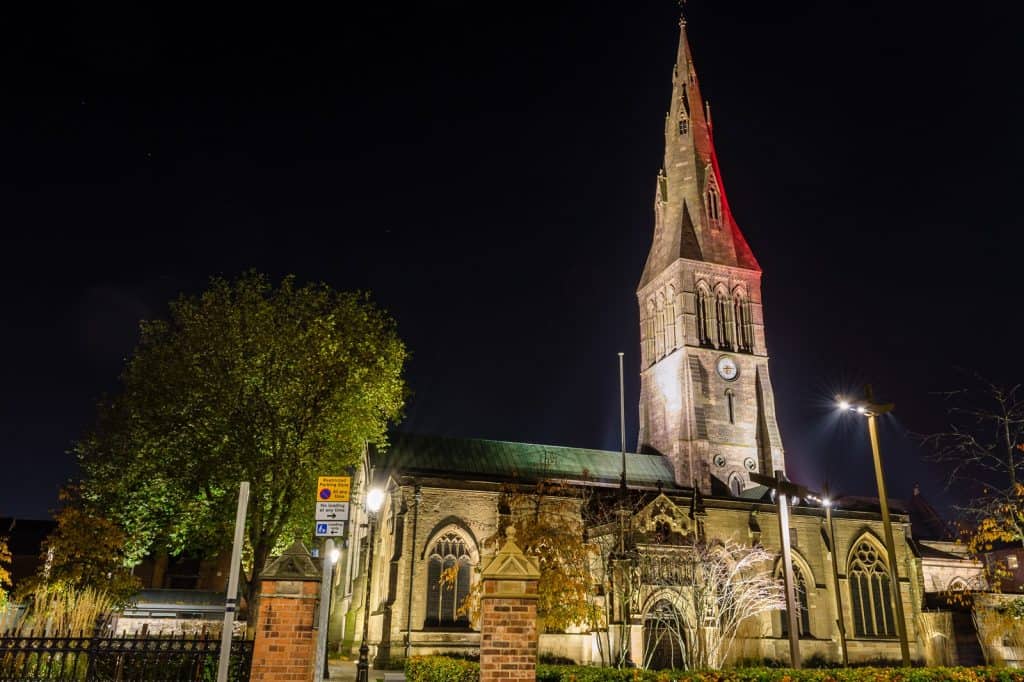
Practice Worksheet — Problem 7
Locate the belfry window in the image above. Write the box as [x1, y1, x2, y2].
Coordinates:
[734, 295, 753, 353]
[848, 540, 896, 638]
[714, 290, 734, 350]
[664, 288, 676, 351]
[696, 286, 713, 347]
[425, 532, 473, 628]
[655, 294, 666, 359]
[726, 390, 735, 424]
[678, 115, 689, 135]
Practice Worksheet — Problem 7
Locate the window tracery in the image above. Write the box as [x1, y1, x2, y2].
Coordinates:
[425, 531, 474, 627]
[848, 539, 896, 638]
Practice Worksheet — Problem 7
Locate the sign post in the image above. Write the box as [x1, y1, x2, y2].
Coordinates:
[313, 476, 350, 682]
[216, 481, 249, 682]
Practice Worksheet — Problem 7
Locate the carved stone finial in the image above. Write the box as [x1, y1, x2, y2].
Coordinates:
[506, 526, 517, 541]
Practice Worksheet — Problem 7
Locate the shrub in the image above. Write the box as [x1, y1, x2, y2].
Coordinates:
[405, 656, 479, 682]
[406, 657, 1024, 682]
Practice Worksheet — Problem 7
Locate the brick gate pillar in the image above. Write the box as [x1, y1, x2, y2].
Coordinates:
[250, 541, 322, 682]
[479, 527, 541, 682]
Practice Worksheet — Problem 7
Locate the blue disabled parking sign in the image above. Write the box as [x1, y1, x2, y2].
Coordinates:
[315, 520, 345, 537]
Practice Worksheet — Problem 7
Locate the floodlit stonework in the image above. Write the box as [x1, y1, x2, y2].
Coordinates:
[331, 17, 981, 671]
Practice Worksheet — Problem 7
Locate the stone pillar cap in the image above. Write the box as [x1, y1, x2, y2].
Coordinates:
[481, 527, 540, 580]
[259, 540, 321, 581]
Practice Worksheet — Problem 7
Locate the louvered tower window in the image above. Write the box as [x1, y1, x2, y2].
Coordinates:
[734, 295, 753, 353]
[714, 290, 734, 351]
[848, 541, 897, 638]
[696, 286, 713, 347]
[425, 532, 472, 628]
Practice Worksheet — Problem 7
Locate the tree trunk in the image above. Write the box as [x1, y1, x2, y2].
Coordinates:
[151, 551, 169, 588]
[245, 541, 273, 626]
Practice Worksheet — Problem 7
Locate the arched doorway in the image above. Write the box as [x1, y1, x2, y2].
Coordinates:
[643, 598, 686, 670]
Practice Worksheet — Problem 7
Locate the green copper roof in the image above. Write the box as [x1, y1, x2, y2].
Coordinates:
[375, 433, 679, 488]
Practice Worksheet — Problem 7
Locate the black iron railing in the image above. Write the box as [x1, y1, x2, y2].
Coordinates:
[0, 631, 252, 681]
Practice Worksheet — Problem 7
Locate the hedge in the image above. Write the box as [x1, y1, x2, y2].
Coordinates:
[405, 657, 1024, 682]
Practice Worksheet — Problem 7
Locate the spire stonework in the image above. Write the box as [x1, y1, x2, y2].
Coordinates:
[637, 19, 785, 495]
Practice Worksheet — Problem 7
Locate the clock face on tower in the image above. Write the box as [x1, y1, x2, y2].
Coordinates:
[716, 356, 738, 381]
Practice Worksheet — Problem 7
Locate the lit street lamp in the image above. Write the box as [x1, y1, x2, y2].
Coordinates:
[356, 488, 385, 682]
[820, 494, 849, 666]
[837, 388, 911, 666]
[322, 546, 342, 679]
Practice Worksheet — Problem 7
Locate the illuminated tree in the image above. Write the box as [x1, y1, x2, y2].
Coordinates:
[75, 272, 407, 608]
[0, 535, 11, 608]
[922, 378, 1024, 555]
[444, 480, 597, 634]
[21, 491, 141, 605]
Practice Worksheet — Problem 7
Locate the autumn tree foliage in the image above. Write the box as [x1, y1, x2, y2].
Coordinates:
[445, 480, 596, 633]
[22, 491, 141, 605]
[75, 272, 407, 605]
[502, 480, 597, 632]
[922, 379, 1024, 557]
[0, 535, 12, 607]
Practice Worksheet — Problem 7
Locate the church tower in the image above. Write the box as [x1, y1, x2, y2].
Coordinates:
[637, 19, 785, 495]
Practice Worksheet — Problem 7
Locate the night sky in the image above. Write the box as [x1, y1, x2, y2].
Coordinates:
[2, 2, 1021, 519]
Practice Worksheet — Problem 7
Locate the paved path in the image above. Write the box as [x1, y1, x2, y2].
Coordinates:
[327, 660, 405, 681]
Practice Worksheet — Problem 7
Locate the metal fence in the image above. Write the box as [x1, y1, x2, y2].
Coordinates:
[0, 631, 252, 681]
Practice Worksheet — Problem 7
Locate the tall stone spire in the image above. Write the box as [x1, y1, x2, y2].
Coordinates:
[639, 18, 759, 290]
[636, 17, 785, 496]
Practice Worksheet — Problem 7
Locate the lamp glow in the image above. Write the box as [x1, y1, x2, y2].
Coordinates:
[330, 547, 341, 564]
[366, 488, 385, 513]
[822, 498, 832, 508]
[856, 405, 867, 414]
[838, 400, 850, 411]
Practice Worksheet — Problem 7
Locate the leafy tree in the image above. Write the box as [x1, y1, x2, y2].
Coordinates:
[75, 272, 407, 606]
[21, 495, 141, 605]
[0, 535, 12, 608]
[922, 379, 1024, 553]
[502, 481, 596, 632]
[444, 480, 597, 634]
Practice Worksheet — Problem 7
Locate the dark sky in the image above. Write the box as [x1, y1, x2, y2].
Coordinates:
[2, 2, 1021, 519]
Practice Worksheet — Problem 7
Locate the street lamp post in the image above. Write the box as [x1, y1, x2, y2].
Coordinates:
[356, 488, 385, 682]
[749, 470, 803, 669]
[838, 388, 911, 666]
[821, 496, 849, 666]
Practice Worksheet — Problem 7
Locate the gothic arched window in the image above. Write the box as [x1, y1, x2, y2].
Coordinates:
[733, 294, 753, 353]
[645, 299, 657, 366]
[706, 182, 722, 229]
[726, 389, 735, 424]
[848, 540, 896, 638]
[425, 532, 473, 628]
[779, 563, 812, 637]
[714, 288, 733, 350]
[664, 287, 677, 351]
[655, 292, 666, 360]
[729, 475, 741, 497]
[695, 284, 712, 347]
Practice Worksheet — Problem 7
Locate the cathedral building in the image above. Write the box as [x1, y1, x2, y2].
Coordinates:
[332, 18, 977, 670]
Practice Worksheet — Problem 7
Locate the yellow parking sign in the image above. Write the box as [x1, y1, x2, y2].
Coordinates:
[316, 476, 351, 503]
